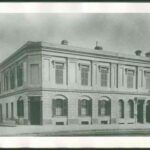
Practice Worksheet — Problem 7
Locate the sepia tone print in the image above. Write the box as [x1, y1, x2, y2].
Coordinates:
[1, 14, 150, 136]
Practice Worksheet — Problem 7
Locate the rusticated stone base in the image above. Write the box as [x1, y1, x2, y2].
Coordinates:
[43, 119, 53, 125]
[68, 119, 79, 125]
[16, 118, 29, 125]
[92, 118, 98, 124]
[110, 118, 117, 124]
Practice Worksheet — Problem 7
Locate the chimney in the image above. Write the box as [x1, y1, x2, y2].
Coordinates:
[145, 52, 150, 57]
[61, 40, 68, 45]
[135, 50, 142, 56]
[94, 41, 103, 50]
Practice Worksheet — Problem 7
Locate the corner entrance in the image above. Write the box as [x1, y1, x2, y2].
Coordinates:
[146, 101, 150, 123]
[137, 100, 144, 123]
[29, 97, 42, 125]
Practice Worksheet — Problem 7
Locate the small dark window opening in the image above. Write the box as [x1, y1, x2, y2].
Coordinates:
[56, 122, 64, 125]
[101, 121, 108, 124]
[81, 121, 89, 125]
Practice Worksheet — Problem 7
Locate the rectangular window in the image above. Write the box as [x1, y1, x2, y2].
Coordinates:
[6, 103, 8, 119]
[11, 102, 14, 119]
[140, 70, 143, 87]
[81, 65, 89, 86]
[10, 68, 15, 89]
[81, 100, 87, 116]
[4, 71, 9, 91]
[127, 70, 134, 88]
[55, 63, 64, 84]
[101, 67, 108, 87]
[30, 64, 39, 85]
[17, 63, 23, 87]
[145, 72, 150, 89]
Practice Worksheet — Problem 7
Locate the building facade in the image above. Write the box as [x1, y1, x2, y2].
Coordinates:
[0, 41, 150, 126]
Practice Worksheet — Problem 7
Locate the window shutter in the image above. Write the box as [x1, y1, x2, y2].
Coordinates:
[108, 101, 111, 115]
[99, 101, 102, 116]
[89, 100, 92, 116]
[62, 100, 65, 116]
[78, 100, 81, 116]
[22, 101, 24, 117]
[52, 99, 56, 116]
[17, 100, 20, 117]
[63, 100, 68, 116]
[105, 101, 108, 115]
[66, 100, 68, 116]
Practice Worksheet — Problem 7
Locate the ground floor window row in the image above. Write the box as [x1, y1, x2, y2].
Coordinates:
[52, 99, 111, 117]
[1, 96, 150, 125]
[52, 98, 135, 119]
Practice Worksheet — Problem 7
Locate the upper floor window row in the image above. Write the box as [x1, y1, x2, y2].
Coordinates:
[52, 61, 110, 87]
[1, 62, 24, 92]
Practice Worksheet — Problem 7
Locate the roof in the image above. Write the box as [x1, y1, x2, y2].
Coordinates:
[29, 41, 150, 61]
[0, 41, 150, 67]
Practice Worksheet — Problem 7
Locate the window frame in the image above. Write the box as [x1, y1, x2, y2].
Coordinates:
[17, 63, 23, 87]
[55, 62, 64, 85]
[10, 67, 15, 90]
[98, 100, 110, 116]
[99, 66, 109, 88]
[80, 65, 89, 86]
[4, 71, 9, 91]
[145, 71, 150, 89]
[119, 100, 124, 118]
[128, 100, 134, 118]
[52, 98, 68, 117]
[78, 99, 92, 116]
[126, 69, 135, 89]
[30, 64, 40, 85]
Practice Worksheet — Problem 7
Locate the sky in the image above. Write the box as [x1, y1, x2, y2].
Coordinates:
[0, 13, 150, 62]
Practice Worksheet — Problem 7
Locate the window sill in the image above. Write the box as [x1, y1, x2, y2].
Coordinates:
[52, 116, 67, 118]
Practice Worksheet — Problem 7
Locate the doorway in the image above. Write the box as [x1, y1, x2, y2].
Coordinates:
[29, 97, 42, 125]
[137, 101, 144, 123]
[146, 101, 150, 123]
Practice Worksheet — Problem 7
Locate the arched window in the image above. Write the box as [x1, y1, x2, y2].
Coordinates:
[17, 97, 24, 117]
[128, 100, 134, 118]
[52, 96, 68, 116]
[119, 100, 124, 118]
[78, 99, 92, 116]
[98, 100, 110, 116]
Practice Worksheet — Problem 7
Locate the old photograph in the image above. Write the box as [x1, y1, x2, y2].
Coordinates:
[1, 11, 150, 138]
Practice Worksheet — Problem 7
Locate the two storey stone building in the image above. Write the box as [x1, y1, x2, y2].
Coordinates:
[0, 40, 150, 126]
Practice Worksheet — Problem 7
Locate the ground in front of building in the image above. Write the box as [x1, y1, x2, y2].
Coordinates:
[1, 124, 150, 136]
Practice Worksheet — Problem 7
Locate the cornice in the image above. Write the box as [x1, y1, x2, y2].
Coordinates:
[1, 87, 150, 99]
[42, 47, 150, 66]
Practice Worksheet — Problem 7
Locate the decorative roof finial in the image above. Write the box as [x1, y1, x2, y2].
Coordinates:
[94, 41, 103, 50]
